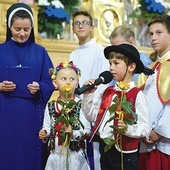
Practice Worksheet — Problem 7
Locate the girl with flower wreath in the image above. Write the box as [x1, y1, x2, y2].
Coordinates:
[81, 44, 154, 170]
[39, 61, 91, 170]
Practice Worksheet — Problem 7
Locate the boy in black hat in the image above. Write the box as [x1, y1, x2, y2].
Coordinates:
[81, 44, 153, 170]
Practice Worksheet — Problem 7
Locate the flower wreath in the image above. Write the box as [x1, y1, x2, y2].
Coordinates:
[49, 61, 81, 80]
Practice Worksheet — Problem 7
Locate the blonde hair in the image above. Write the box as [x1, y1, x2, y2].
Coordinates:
[109, 25, 135, 41]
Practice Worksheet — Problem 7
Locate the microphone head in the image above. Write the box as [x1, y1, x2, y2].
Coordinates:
[99, 71, 113, 84]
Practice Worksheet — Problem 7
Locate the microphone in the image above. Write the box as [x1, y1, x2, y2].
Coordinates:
[75, 71, 113, 95]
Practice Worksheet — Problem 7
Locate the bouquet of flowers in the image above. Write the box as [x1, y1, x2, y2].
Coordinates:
[103, 81, 137, 170]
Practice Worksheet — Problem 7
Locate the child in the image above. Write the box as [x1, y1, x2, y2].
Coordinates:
[82, 44, 153, 170]
[39, 62, 90, 170]
[109, 25, 153, 83]
[137, 15, 170, 170]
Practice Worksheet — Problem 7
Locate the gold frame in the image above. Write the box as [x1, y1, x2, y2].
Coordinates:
[81, 0, 124, 44]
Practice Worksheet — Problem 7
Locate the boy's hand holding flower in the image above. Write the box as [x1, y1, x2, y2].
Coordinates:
[117, 119, 127, 134]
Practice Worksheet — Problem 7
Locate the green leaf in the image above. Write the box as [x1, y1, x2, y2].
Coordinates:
[112, 125, 119, 131]
[102, 138, 116, 145]
[60, 132, 66, 137]
[103, 116, 115, 129]
[67, 100, 76, 108]
[69, 116, 76, 124]
[57, 115, 68, 124]
[108, 104, 118, 114]
[109, 125, 114, 129]
[117, 127, 126, 134]
[56, 100, 65, 107]
[132, 111, 138, 122]
[111, 126, 125, 134]
[102, 138, 117, 152]
[121, 101, 132, 114]
[124, 118, 135, 125]
[57, 100, 65, 105]
[122, 94, 127, 103]
[60, 132, 67, 143]
[104, 144, 113, 153]
[113, 96, 118, 103]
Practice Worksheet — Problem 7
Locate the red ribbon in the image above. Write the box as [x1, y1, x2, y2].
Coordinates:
[55, 122, 63, 145]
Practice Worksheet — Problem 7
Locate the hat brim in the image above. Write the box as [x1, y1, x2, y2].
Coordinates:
[104, 45, 144, 74]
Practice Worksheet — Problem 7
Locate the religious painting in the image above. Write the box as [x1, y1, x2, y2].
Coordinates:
[99, 9, 120, 42]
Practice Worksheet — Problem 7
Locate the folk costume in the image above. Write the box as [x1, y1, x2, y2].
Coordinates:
[137, 51, 170, 170]
[82, 44, 151, 170]
[0, 3, 54, 170]
[82, 82, 149, 169]
[42, 97, 91, 170]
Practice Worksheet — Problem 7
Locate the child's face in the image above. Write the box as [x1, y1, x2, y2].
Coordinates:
[56, 68, 78, 96]
[149, 23, 170, 57]
[109, 57, 134, 82]
[72, 15, 93, 40]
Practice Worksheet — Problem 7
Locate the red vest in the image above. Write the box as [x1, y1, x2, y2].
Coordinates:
[91, 86, 140, 151]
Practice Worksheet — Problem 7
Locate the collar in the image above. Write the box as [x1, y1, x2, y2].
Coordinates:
[79, 39, 95, 49]
[158, 51, 170, 61]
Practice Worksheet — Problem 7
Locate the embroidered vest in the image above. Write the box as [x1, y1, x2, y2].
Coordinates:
[91, 86, 140, 151]
[47, 100, 86, 152]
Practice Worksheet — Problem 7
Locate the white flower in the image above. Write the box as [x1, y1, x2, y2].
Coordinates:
[51, 0, 64, 8]
[38, 0, 50, 6]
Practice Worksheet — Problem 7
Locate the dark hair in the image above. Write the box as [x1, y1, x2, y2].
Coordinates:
[108, 52, 136, 74]
[72, 11, 93, 26]
[148, 15, 170, 33]
[10, 10, 33, 27]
